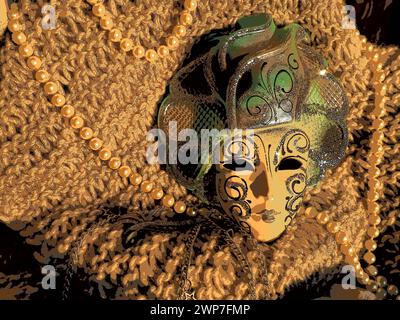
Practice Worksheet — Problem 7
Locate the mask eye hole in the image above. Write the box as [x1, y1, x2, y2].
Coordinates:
[277, 157, 302, 171]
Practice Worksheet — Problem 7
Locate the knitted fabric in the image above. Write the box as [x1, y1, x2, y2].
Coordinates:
[0, 0, 399, 299]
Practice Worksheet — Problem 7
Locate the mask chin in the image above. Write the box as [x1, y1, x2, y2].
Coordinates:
[246, 219, 286, 243]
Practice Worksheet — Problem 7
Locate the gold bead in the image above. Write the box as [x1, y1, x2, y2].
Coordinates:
[157, 45, 169, 58]
[12, 31, 26, 45]
[129, 173, 142, 186]
[366, 265, 378, 276]
[109, 29, 122, 42]
[316, 212, 329, 225]
[379, 74, 385, 82]
[184, 0, 197, 11]
[388, 285, 398, 296]
[166, 36, 179, 49]
[118, 165, 132, 178]
[376, 276, 387, 287]
[44, 81, 58, 95]
[345, 254, 358, 265]
[60, 105, 75, 118]
[335, 231, 348, 244]
[180, 11, 193, 25]
[145, 49, 157, 63]
[27, 56, 42, 70]
[99, 148, 112, 161]
[162, 194, 175, 207]
[353, 261, 362, 272]
[109, 157, 121, 170]
[79, 127, 93, 140]
[133, 45, 145, 58]
[92, 3, 106, 17]
[35, 70, 50, 83]
[365, 239, 377, 251]
[304, 207, 317, 219]
[186, 207, 197, 217]
[367, 44, 373, 52]
[100, 16, 113, 30]
[340, 244, 354, 256]
[376, 63, 383, 71]
[89, 137, 103, 150]
[70, 115, 84, 129]
[173, 25, 186, 38]
[9, 11, 19, 20]
[120, 38, 133, 52]
[363, 251, 376, 264]
[375, 288, 387, 300]
[360, 274, 370, 285]
[326, 221, 340, 234]
[51, 94, 66, 107]
[367, 226, 380, 238]
[368, 214, 381, 226]
[150, 188, 164, 200]
[366, 282, 378, 292]
[356, 268, 365, 279]
[8, 20, 21, 32]
[141, 181, 153, 193]
[18, 44, 33, 57]
[174, 201, 186, 214]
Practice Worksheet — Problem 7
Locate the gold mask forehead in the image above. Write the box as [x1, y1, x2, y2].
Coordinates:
[224, 124, 311, 164]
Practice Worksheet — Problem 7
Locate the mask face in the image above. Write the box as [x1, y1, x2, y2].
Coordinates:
[215, 127, 311, 242]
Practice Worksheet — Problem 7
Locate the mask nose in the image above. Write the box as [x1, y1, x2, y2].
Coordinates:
[249, 168, 275, 213]
[250, 168, 269, 198]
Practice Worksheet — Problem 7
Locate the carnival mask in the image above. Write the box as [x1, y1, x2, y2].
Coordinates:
[215, 127, 311, 241]
[158, 13, 348, 242]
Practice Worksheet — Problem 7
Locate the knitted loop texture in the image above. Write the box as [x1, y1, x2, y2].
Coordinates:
[0, 0, 399, 299]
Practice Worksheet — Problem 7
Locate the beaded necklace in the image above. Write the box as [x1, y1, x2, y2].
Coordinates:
[7, 0, 199, 217]
[6, 1, 398, 299]
[305, 40, 399, 299]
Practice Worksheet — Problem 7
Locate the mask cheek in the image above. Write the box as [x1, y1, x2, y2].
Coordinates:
[215, 172, 252, 218]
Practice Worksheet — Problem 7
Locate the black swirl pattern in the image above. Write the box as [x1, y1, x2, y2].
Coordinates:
[287, 53, 299, 70]
[238, 54, 297, 126]
[285, 172, 307, 214]
[219, 175, 251, 219]
[273, 129, 310, 166]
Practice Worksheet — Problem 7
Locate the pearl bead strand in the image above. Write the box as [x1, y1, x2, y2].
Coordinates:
[87, 0, 197, 63]
[7, 2, 198, 219]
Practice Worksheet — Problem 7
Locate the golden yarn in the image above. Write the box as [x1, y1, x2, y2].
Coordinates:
[0, 0, 399, 300]
[6, 0, 196, 216]
[308, 38, 400, 299]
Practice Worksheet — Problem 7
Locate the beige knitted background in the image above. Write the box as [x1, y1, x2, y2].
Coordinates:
[0, 0, 399, 299]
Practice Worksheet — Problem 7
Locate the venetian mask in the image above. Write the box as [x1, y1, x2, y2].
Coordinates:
[215, 127, 311, 241]
[157, 13, 348, 242]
